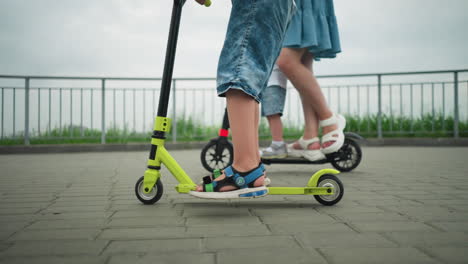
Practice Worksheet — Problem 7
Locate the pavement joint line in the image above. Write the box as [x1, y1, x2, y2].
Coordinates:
[422, 222, 448, 232]
[103, 255, 113, 264]
[200, 237, 208, 253]
[98, 240, 112, 256]
[377, 232, 402, 247]
[413, 245, 443, 263]
[291, 234, 306, 250]
[326, 213, 345, 223]
[342, 222, 362, 234]
[315, 248, 333, 264]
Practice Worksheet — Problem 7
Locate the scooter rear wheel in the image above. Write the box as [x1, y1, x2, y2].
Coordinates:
[200, 139, 233, 172]
[135, 176, 164, 205]
[330, 138, 362, 172]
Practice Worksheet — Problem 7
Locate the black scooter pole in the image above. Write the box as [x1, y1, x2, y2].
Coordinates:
[157, 0, 186, 118]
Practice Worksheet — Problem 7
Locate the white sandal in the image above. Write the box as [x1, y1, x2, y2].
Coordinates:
[287, 136, 326, 161]
[319, 113, 346, 154]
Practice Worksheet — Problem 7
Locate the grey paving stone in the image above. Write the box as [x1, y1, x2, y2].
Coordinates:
[415, 199, 468, 206]
[36, 211, 113, 220]
[297, 233, 396, 248]
[1, 197, 56, 203]
[1, 240, 109, 256]
[249, 207, 322, 217]
[185, 215, 262, 226]
[259, 214, 336, 224]
[316, 205, 385, 214]
[98, 227, 186, 240]
[423, 247, 468, 264]
[429, 221, 468, 232]
[26, 219, 107, 230]
[8, 228, 100, 241]
[42, 205, 108, 213]
[217, 248, 327, 264]
[351, 221, 437, 232]
[107, 216, 185, 227]
[186, 224, 271, 237]
[0, 202, 50, 209]
[0, 231, 15, 240]
[110, 207, 181, 217]
[2, 147, 468, 263]
[357, 199, 424, 207]
[182, 207, 251, 217]
[268, 223, 355, 235]
[55, 196, 110, 203]
[0, 256, 107, 264]
[103, 239, 201, 255]
[107, 253, 215, 264]
[383, 231, 468, 247]
[0, 215, 35, 223]
[205, 235, 300, 250]
[51, 200, 111, 207]
[0, 221, 31, 232]
[0, 243, 11, 252]
[407, 212, 468, 222]
[332, 212, 412, 222]
[0, 207, 41, 215]
[320, 247, 439, 264]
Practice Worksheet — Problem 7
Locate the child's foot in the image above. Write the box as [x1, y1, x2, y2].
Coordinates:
[191, 164, 268, 199]
[261, 142, 287, 159]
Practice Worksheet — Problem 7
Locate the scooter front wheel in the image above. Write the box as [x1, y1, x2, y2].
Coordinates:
[135, 176, 164, 205]
[200, 139, 233, 172]
[314, 174, 344, 206]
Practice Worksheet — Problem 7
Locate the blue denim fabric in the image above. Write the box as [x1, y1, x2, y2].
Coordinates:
[261, 85, 286, 117]
[216, 0, 295, 103]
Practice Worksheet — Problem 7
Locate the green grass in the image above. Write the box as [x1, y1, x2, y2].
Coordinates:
[1, 114, 467, 145]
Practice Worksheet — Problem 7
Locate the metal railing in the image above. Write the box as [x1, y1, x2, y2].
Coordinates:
[0, 69, 467, 145]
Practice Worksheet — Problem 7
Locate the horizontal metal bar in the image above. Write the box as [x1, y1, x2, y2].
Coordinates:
[1, 69, 467, 81]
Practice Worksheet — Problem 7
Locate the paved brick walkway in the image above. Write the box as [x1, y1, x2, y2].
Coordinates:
[1, 147, 468, 264]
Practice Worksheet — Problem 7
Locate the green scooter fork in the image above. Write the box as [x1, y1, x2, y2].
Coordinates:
[143, 116, 197, 194]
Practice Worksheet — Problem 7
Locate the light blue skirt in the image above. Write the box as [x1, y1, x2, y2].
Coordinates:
[283, 0, 341, 60]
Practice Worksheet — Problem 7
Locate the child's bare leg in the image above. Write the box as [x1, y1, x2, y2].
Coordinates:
[267, 114, 284, 142]
[196, 90, 264, 192]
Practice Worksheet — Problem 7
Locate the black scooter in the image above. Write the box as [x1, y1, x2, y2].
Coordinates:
[201, 108, 363, 173]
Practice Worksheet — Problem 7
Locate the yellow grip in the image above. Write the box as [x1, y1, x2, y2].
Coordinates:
[204, 0, 212, 7]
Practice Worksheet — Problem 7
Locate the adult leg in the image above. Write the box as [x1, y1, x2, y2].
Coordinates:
[277, 47, 339, 149]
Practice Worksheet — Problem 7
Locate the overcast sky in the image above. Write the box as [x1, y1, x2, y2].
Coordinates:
[1, 0, 468, 78]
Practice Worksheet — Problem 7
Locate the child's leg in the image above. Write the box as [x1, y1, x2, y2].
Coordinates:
[196, 0, 295, 193]
[267, 114, 284, 142]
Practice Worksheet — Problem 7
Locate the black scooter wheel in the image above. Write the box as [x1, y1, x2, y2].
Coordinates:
[135, 176, 163, 205]
[200, 139, 233, 172]
[330, 138, 362, 172]
[314, 174, 344, 206]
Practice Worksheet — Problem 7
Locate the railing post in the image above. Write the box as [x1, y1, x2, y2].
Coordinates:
[377, 74, 382, 139]
[454, 71, 459, 138]
[24, 78, 30, 145]
[1, 88, 4, 139]
[172, 79, 177, 143]
[101, 79, 106, 144]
